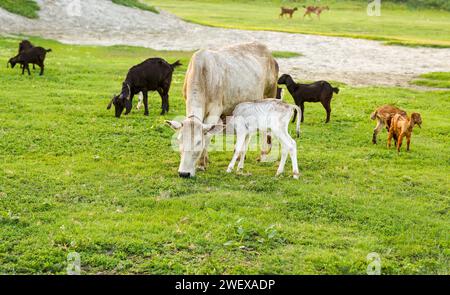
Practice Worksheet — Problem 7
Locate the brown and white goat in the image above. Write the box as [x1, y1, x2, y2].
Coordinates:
[370, 105, 407, 144]
[387, 112, 422, 152]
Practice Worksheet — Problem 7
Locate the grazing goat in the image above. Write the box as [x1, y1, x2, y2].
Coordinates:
[278, 74, 339, 123]
[7, 46, 52, 76]
[280, 7, 298, 18]
[387, 112, 422, 152]
[227, 99, 301, 179]
[370, 105, 407, 144]
[18, 40, 35, 70]
[107, 58, 181, 118]
[303, 6, 329, 20]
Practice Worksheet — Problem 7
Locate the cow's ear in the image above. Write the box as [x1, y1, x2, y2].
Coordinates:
[165, 120, 182, 130]
[203, 124, 224, 135]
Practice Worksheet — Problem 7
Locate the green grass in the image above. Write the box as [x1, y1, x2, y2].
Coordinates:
[272, 51, 302, 58]
[146, 0, 450, 48]
[0, 37, 449, 274]
[0, 0, 39, 19]
[112, 0, 159, 14]
[412, 72, 450, 88]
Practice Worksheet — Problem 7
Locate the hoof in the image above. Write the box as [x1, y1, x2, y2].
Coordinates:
[226, 168, 233, 173]
[144, 112, 149, 116]
[197, 166, 206, 171]
[293, 174, 300, 180]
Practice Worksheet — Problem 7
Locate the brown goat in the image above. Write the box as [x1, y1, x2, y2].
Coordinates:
[387, 112, 422, 152]
[303, 6, 329, 20]
[280, 7, 298, 18]
[370, 105, 407, 144]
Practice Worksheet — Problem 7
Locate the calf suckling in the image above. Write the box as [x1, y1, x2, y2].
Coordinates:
[7, 46, 52, 76]
[278, 74, 339, 123]
[387, 112, 422, 153]
[227, 99, 301, 179]
[107, 58, 181, 118]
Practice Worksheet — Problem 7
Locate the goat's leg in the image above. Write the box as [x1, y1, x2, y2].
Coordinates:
[39, 63, 44, 76]
[372, 119, 383, 144]
[321, 100, 331, 123]
[397, 133, 404, 153]
[21, 64, 25, 75]
[227, 133, 246, 173]
[142, 91, 149, 116]
[300, 102, 305, 123]
[25, 64, 31, 76]
[158, 87, 170, 115]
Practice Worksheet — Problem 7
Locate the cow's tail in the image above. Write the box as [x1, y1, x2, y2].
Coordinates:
[171, 60, 182, 69]
[291, 104, 302, 137]
[370, 110, 377, 120]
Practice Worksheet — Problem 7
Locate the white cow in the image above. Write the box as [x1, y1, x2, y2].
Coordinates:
[166, 42, 279, 178]
[227, 99, 301, 179]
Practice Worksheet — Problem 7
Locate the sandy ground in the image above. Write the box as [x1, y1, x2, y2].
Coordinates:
[1, 0, 449, 87]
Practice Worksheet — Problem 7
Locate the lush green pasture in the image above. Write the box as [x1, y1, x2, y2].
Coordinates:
[112, 0, 158, 14]
[0, 0, 40, 18]
[412, 72, 450, 89]
[147, 0, 450, 47]
[0, 37, 449, 274]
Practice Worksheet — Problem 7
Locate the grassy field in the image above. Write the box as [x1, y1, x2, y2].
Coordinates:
[112, 0, 158, 14]
[146, 0, 450, 48]
[0, 0, 39, 18]
[412, 72, 450, 89]
[0, 37, 449, 274]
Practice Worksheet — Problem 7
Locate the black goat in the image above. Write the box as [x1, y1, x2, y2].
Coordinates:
[278, 74, 339, 123]
[107, 58, 182, 118]
[18, 40, 35, 70]
[7, 46, 52, 76]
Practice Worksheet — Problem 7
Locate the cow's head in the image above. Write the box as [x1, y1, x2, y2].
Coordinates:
[166, 116, 223, 178]
[107, 83, 132, 118]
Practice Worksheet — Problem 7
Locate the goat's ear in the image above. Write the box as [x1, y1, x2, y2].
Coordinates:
[203, 123, 224, 135]
[165, 120, 183, 131]
[107, 95, 115, 110]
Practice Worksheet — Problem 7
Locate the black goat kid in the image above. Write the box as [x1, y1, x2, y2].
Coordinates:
[278, 74, 339, 123]
[7, 46, 52, 76]
[18, 40, 35, 70]
[107, 58, 181, 118]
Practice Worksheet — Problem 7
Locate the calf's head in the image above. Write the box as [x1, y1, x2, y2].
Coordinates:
[166, 117, 223, 178]
[107, 83, 132, 118]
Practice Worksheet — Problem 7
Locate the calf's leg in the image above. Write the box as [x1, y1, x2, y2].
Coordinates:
[227, 132, 247, 173]
[237, 135, 251, 172]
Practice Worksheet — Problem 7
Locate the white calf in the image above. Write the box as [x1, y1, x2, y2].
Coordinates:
[227, 99, 301, 179]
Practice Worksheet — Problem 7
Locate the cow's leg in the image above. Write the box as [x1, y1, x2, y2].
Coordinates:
[372, 119, 383, 144]
[198, 113, 222, 170]
[143, 91, 149, 116]
[227, 132, 246, 173]
[237, 134, 251, 172]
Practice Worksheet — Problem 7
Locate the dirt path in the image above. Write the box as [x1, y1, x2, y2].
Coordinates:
[1, 0, 449, 87]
